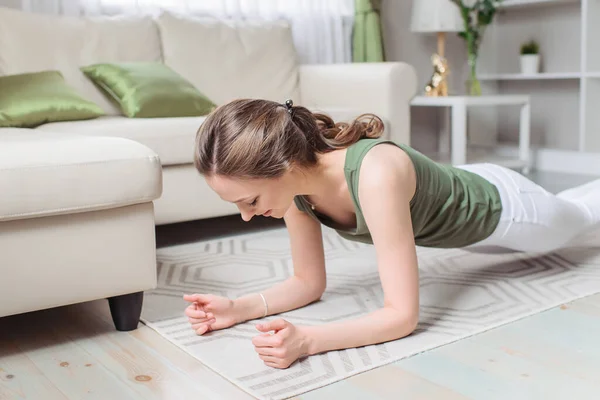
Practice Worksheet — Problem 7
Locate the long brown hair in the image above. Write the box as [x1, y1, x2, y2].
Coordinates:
[194, 98, 384, 179]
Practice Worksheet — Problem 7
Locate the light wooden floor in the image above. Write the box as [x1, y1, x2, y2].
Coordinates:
[1, 169, 599, 400]
[2, 291, 600, 399]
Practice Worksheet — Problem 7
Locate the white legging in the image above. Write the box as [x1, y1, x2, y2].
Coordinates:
[456, 163, 600, 254]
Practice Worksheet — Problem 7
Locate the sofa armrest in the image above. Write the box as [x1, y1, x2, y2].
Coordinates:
[298, 62, 418, 145]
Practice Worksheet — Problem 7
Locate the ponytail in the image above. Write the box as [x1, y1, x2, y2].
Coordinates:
[312, 113, 384, 150]
[289, 104, 385, 153]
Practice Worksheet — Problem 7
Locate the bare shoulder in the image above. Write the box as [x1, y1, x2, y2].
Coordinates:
[359, 143, 416, 200]
[284, 197, 318, 224]
[283, 198, 323, 237]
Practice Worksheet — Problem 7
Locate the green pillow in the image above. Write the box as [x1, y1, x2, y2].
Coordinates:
[80, 62, 216, 118]
[0, 71, 104, 128]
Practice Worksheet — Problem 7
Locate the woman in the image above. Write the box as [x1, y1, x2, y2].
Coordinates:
[183, 98, 599, 369]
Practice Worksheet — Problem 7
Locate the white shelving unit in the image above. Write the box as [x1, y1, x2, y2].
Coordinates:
[474, 0, 600, 157]
[500, 0, 579, 9]
[478, 72, 581, 80]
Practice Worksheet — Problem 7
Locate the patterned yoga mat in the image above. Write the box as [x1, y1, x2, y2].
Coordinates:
[140, 226, 600, 399]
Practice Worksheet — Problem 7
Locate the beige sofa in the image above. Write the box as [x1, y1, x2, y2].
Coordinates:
[0, 7, 418, 225]
[0, 7, 418, 329]
[0, 129, 162, 331]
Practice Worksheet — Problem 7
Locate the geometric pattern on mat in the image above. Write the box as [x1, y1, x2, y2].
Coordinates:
[140, 227, 600, 400]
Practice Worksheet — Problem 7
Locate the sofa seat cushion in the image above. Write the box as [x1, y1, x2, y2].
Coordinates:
[36, 116, 205, 166]
[0, 129, 162, 222]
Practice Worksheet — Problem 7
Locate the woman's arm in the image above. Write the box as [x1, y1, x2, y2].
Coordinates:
[233, 202, 327, 323]
[302, 144, 420, 354]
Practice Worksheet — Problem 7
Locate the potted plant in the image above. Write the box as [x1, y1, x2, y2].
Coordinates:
[451, 0, 503, 96]
[520, 40, 540, 75]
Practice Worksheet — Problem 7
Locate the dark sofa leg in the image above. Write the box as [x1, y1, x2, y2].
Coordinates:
[107, 291, 144, 331]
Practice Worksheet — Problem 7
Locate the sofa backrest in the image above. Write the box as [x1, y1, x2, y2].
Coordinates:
[0, 7, 161, 115]
[0, 7, 301, 114]
[156, 12, 300, 106]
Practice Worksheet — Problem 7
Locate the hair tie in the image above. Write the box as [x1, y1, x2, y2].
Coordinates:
[284, 99, 293, 115]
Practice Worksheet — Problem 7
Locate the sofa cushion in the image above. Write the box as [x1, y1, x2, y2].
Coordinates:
[156, 12, 301, 105]
[0, 7, 162, 116]
[36, 116, 204, 166]
[81, 62, 216, 118]
[0, 70, 104, 128]
[0, 129, 162, 222]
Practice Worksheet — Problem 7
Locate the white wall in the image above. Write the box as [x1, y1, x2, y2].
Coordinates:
[0, 0, 21, 8]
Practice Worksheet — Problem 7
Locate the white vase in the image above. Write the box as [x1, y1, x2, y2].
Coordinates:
[520, 54, 540, 75]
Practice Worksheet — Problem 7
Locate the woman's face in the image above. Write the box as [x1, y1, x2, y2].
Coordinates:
[205, 171, 300, 221]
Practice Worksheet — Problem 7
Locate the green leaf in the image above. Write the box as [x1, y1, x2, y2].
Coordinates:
[478, 11, 494, 25]
[520, 39, 540, 54]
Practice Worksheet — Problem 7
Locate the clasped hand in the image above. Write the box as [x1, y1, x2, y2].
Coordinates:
[184, 294, 309, 369]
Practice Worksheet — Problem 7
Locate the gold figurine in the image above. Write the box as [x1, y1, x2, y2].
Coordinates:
[424, 53, 449, 97]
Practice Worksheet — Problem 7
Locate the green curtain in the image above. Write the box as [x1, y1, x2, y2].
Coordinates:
[352, 0, 385, 62]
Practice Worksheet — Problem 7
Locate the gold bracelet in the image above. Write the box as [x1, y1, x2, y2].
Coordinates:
[258, 293, 268, 318]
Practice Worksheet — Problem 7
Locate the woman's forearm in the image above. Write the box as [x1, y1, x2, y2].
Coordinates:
[303, 307, 418, 355]
[233, 276, 323, 323]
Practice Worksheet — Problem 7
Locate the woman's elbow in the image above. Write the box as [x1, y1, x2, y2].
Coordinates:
[307, 282, 326, 303]
[312, 284, 326, 302]
[405, 312, 419, 335]
[397, 311, 419, 338]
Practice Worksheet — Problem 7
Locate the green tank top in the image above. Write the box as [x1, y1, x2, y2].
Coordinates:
[293, 138, 503, 248]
